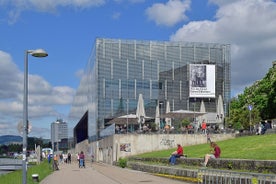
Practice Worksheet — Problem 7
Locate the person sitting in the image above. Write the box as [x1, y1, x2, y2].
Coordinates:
[169, 144, 183, 165]
[164, 124, 170, 134]
[201, 142, 221, 167]
[143, 124, 149, 133]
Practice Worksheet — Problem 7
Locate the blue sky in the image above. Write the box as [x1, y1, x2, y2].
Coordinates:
[1, 0, 276, 139]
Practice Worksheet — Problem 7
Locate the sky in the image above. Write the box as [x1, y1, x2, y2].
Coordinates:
[1, 0, 276, 139]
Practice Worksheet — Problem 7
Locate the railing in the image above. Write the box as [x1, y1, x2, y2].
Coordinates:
[197, 168, 276, 184]
[0, 158, 22, 172]
[0, 158, 22, 165]
[0, 164, 22, 171]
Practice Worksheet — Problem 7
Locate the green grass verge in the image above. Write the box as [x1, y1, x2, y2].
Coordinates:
[137, 134, 276, 160]
[0, 160, 53, 184]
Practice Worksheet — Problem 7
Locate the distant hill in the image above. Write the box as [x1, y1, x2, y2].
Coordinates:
[0, 135, 22, 145]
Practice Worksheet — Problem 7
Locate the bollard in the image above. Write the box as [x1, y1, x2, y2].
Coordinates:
[32, 174, 39, 182]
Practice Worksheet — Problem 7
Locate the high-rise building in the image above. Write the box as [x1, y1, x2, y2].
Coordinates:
[69, 38, 231, 142]
[51, 119, 68, 151]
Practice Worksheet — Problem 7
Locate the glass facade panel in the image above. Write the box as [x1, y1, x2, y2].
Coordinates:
[69, 38, 231, 141]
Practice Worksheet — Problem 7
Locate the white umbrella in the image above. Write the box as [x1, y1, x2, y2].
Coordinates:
[199, 100, 206, 124]
[197, 100, 207, 132]
[155, 105, 160, 130]
[164, 109, 206, 119]
[216, 95, 224, 123]
[200, 100, 206, 113]
[165, 101, 171, 126]
[136, 94, 146, 130]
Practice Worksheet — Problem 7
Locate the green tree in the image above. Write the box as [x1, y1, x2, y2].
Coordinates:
[228, 65, 276, 130]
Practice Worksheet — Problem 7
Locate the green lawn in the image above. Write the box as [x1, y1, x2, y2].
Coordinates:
[0, 160, 53, 184]
[1, 134, 275, 183]
[137, 134, 276, 160]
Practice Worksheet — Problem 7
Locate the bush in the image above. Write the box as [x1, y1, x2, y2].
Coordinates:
[118, 157, 127, 168]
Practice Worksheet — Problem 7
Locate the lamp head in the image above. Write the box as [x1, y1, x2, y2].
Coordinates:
[30, 49, 48, 57]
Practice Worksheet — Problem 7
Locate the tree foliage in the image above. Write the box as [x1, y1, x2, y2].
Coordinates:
[0, 137, 50, 155]
[228, 66, 276, 130]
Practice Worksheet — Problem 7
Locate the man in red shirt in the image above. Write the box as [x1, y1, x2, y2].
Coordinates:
[169, 144, 183, 165]
[201, 120, 207, 134]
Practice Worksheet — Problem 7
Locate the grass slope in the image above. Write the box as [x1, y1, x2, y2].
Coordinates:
[0, 160, 53, 184]
[138, 134, 276, 160]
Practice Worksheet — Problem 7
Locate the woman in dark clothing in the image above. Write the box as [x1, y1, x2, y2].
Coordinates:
[79, 151, 85, 168]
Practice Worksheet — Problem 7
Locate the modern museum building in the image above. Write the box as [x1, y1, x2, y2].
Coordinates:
[69, 38, 231, 143]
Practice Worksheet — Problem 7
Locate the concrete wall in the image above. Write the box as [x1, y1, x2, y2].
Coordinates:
[74, 133, 235, 165]
[128, 157, 276, 174]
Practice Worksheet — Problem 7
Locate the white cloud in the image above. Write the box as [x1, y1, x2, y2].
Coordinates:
[112, 12, 121, 20]
[114, 0, 145, 3]
[170, 0, 276, 96]
[0, 121, 17, 135]
[30, 0, 106, 10]
[0, 50, 76, 132]
[128, 0, 145, 2]
[0, 0, 106, 24]
[51, 86, 75, 105]
[0, 0, 106, 10]
[146, 0, 191, 27]
[0, 51, 21, 99]
[75, 69, 85, 79]
[208, 0, 240, 6]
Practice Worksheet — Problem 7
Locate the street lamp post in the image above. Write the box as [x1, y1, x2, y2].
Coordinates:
[22, 49, 48, 184]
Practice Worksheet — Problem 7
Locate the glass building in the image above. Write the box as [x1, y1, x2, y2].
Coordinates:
[69, 38, 231, 142]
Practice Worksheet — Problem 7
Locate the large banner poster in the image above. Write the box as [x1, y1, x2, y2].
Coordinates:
[189, 64, 215, 98]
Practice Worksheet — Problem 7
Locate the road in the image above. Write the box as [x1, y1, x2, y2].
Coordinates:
[40, 162, 191, 184]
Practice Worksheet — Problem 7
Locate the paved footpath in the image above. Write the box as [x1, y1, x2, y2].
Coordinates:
[40, 161, 190, 184]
